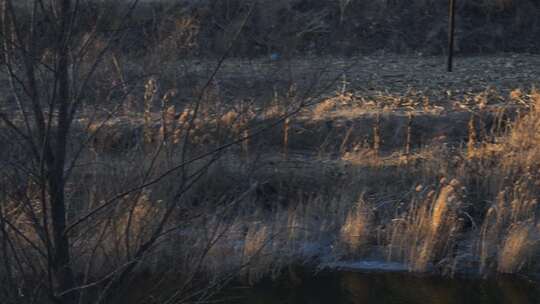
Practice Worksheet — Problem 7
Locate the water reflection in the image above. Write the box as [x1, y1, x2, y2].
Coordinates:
[231, 270, 540, 304]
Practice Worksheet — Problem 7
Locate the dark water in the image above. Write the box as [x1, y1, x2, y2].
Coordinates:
[225, 270, 540, 304]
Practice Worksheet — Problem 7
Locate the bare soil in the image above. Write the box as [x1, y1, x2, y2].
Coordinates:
[176, 54, 540, 102]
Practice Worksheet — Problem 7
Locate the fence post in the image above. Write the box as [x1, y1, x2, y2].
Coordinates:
[447, 0, 456, 72]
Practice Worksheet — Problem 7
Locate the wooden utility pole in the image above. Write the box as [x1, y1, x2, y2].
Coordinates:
[447, 0, 456, 72]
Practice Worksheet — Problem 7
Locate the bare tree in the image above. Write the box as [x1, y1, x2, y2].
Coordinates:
[0, 0, 278, 302]
[0, 1, 153, 302]
[0, 1, 342, 303]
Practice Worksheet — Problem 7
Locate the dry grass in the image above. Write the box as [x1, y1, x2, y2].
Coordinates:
[386, 180, 464, 273]
[339, 197, 372, 256]
[80, 84, 540, 280]
[6, 61, 540, 304]
[497, 223, 538, 273]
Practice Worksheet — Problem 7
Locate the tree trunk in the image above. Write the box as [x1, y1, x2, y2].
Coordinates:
[49, 177, 76, 303]
[49, 0, 77, 302]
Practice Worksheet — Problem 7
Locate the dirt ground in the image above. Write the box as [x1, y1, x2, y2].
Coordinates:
[175, 53, 540, 103]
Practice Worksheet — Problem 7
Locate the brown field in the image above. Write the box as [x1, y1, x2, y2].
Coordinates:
[77, 54, 540, 283]
[4, 2, 540, 303]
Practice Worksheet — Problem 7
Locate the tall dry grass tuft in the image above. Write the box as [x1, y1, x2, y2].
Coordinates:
[474, 90, 540, 274]
[467, 114, 477, 159]
[241, 223, 281, 285]
[143, 78, 158, 145]
[404, 113, 413, 158]
[497, 223, 539, 273]
[478, 181, 540, 274]
[263, 90, 285, 119]
[173, 108, 192, 145]
[312, 78, 353, 119]
[373, 113, 381, 159]
[387, 179, 464, 273]
[283, 118, 291, 159]
[339, 197, 372, 256]
[159, 89, 178, 145]
[501, 89, 540, 169]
